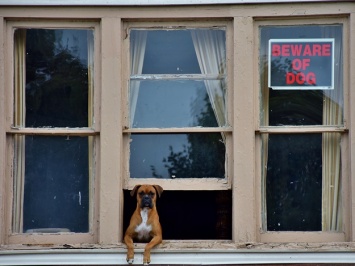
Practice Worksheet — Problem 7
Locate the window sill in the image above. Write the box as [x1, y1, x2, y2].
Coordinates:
[2, 241, 355, 265]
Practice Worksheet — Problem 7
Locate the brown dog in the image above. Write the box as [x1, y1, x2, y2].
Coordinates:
[124, 184, 163, 265]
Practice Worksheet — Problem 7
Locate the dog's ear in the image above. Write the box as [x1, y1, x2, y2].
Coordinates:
[153, 185, 163, 198]
[130, 185, 141, 197]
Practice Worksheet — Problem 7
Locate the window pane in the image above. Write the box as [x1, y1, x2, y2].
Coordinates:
[260, 25, 343, 126]
[15, 28, 94, 128]
[260, 24, 343, 232]
[131, 80, 224, 128]
[265, 134, 322, 231]
[130, 28, 227, 129]
[15, 136, 90, 233]
[130, 134, 225, 178]
[131, 29, 226, 75]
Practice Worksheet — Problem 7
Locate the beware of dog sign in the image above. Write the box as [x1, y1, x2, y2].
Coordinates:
[268, 38, 334, 90]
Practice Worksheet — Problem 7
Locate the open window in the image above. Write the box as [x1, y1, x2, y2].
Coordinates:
[7, 21, 99, 244]
[122, 22, 233, 240]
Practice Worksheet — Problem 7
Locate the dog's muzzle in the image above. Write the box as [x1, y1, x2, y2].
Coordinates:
[141, 195, 153, 208]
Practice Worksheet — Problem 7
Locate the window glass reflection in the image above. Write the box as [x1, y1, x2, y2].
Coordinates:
[15, 29, 94, 128]
[260, 25, 343, 126]
[130, 134, 225, 178]
[141, 29, 200, 74]
[131, 80, 223, 128]
[22, 136, 89, 233]
[265, 134, 322, 231]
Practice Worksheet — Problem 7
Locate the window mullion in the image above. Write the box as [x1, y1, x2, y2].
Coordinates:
[123, 127, 232, 133]
[130, 73, 226, 80]
[7, 128, 99, 136]
[257, 126, 348, 134]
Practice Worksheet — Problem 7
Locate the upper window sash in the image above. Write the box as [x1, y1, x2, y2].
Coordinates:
[123, 24, 232, 189]
[128, 27, 228, 129]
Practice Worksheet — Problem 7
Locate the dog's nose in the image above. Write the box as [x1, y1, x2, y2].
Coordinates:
[143, 195, 150, 200]
[142, 195, 153, 208]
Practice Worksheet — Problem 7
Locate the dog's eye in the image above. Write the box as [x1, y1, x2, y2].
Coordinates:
[138, 191, 144, 196]
[149, 192, 155, 197]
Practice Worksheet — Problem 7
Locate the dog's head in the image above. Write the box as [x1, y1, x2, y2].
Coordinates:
[130, 184, 163, 209]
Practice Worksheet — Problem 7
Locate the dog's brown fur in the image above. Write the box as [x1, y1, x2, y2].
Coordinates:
[124, 184, 163, 265]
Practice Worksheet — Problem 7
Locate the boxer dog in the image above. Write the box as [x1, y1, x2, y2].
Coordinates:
[124, 184, 163, 265]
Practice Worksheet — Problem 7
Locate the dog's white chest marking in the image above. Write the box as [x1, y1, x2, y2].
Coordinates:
[135, 208, 152, 240]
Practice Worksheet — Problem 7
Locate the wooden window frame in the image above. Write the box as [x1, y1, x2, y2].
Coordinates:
[121, 21, 234, 191]
[4, 20, 101, 245]
[254, 17, 350, 243]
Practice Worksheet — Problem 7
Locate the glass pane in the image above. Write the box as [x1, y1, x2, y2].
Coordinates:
[18, 136, 90, 233]
[129, 28, 227, 129]
[130, 134, 225, 178]
[268, 90, 323, 125]
[265, 134, 322, 231]
[260, 25, 343, 126]
[131, 80, 225, 128]
[15, 28, 93, 128]
[131, 29, 226, 75]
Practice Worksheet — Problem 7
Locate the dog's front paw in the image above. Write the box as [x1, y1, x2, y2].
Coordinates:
[143, 254, 150, 265]
[127, 258, 134, 264]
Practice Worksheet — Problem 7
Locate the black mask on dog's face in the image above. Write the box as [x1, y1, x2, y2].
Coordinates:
[141, 194, 153, 208]
[131, 184, 163, 209]
[138, 189, 156, 209]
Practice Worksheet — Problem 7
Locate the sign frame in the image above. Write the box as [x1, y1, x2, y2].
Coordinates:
[268, 38, 335, 90]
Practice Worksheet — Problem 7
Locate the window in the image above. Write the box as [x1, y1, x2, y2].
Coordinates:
[7, 21, 98, 244]
[122, 23, 233, 239]
[1, 4, 354, 265]
[258, 21, 347, 241]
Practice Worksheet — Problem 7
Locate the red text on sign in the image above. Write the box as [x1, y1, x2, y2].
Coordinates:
[286, 72, 316, 85]
[272, 43, 331, 57]
[292, 58, 310, 70]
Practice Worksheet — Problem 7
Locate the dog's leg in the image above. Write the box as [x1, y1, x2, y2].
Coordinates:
[143, 235, 162, 265]
[124, 234, 135, 264]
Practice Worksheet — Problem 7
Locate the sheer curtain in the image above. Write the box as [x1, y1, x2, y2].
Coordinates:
[13, 29, 26, 233]
[261, 57, 269, 231]
[322, 28, 343, 231]
[191, 29, 227, 140]
[130, 30, 147, 127]
[87, 30, 95, 228]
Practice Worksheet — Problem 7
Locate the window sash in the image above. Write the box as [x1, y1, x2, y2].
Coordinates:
[123, 23, 232, 190]
[6, 21, 99, 244]
[257, 20, 348, 240]
[130, 74, 226, 80]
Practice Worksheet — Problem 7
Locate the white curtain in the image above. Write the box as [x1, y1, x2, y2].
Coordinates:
[13, 29, 26, 233]
[191, 29, 227, 137]
[87, 30, 95, 229]
[130, 30, 147, 127]
[322, 28, 343, 231]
